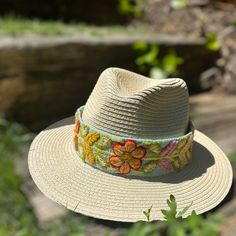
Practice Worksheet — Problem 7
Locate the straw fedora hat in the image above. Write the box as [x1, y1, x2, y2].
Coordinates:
[28, 67, 233, 222]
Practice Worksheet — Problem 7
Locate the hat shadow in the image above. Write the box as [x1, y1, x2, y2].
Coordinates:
[124, 141, 215, 184]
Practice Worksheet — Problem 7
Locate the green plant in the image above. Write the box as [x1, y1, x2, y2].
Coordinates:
[232, 20, 236, 29]
[125, 195, 224, 236]
[143, 206, 152, 222]
[133, 41, 183, 79]
[160, 194, 192, 222]
[205, 33, 221, 51]
[0, 117, 34, 154]
[0, 118, 94, 235]
[0, 118, 37, 235]
[229, 151, 236, 164]
[0, 148, 91, 236]
[118, 0, 143, 17]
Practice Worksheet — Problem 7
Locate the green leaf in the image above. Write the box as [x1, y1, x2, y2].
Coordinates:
[118, 0, 135, 14]
[170, 194, 175, 202]
[118, 0, 143, 17]
[171, 0, 188, 9]
[80, 125, 89, 137]
[172, 160, 181, 170]
[143, 161, 158, 173]
[229, 151, 236, 164]
[176, 201, 193, 218]
[125, 221, 160, 236]
[161, 209, 168, 218]
[162, 50, 183, 75]
[96, 136, 112, 149]
[143, 206, 152, 222]
[232, 21, 236, 28]
[148, 142, 162, 154]
[95, 151, 108, 168]
[136, 44, 159, 66]
[161, 195, 177, 221]
[205, 33, 221, 51]
[133, 40, 148, 51]
[149, 67, 166, 79]
[168, 197, 177, 214]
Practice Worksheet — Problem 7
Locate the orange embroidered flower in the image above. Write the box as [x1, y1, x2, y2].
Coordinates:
[74, 135, 79, 151]
[74, 118, 80, 134]
[109, 140, 146, 174]
[74, 113, 80, 151]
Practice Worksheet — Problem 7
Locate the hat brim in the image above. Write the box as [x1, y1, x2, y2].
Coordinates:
[28, 117, 233, 222]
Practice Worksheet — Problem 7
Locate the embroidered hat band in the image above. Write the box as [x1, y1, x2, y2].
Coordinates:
[74, 106, 194, 177]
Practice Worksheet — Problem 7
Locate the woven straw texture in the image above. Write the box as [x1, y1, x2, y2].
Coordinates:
[28, 117, 233, 222]
[82, 68, 189, 139]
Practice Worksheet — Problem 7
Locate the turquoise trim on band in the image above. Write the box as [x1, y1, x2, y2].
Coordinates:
[73, 106, 194, 177]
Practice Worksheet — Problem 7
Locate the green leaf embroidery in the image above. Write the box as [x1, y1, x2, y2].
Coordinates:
[176, 138, 187, 150]
[78, 144, 85, 161]
[148, 143, 162, 154]
[96, 152, 108, 168]
[172, 159, 181, 170]
[80, 125, 89, 137]
[96, 136, 112, 149]
[142, 161, 158, 173]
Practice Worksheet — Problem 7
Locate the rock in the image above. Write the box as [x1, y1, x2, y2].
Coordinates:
[14, 146, 68, 227]
[22, 179, 67, 228]
[218, 198, 236, 236]
[190, 92, 236, 154]
[0, 34, 218, 130]
[143, 0, 236, 37]
[215, 30, 236, 94]
[0, 0, 126, 24]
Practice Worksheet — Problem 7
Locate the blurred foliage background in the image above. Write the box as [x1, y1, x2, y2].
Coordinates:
[0, 0, 236, 235]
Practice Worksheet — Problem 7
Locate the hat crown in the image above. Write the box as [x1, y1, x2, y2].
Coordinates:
[82, 67, 189, 139]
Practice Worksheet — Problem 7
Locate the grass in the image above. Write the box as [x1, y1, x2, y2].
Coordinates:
[0, 15, 145, 36]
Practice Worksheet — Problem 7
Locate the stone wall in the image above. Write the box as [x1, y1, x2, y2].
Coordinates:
[0, 0, 126, 24]
[0, 34, 218, 130]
